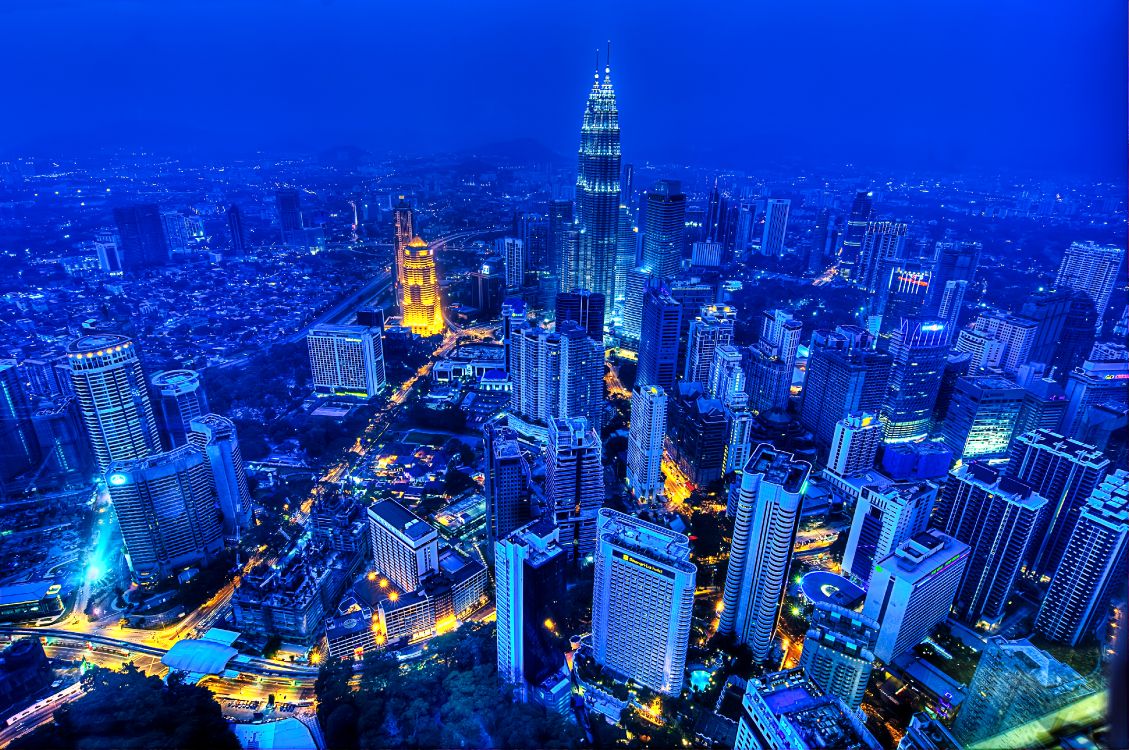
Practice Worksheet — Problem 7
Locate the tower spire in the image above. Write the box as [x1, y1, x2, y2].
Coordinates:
[606, 40, 612, 73]
[594, 48, 600, 81]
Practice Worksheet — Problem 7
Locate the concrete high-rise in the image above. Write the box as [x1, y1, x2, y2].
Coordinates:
[227, 204, 247, 257]
[1054, 241, 1125, 320]
[626, 385, 667, 502]
[113, 204, 169, 270]
[400, 237, 445, 336]
[838, 190, 873, 281]
[933, 463, 1047, 629]
[842, 479, 937, 585]
[719, 444, 810, 661]
[0, 360, 39, 484]
[497, 236, 525, 291]
[557, 320, 605, 433]
[546, 417, 603, 561]
[555, 289, 605, 341]
[150, 369, 209, 448]
[797, 603, 878, 711]
[367, 500, 439, 593]
[641, 179, 686, 280]
[1035, 470, 1128, 646]
[800, 326, 891, 448]
[105, 445, 225, 585]
[67, 334, 161, 473]
[879, 318, 949, 443]
[939, 375, 1024, 461]
[862, 529, 969, 662]
[621, 266, 653, 345]
[591, 508, 696, 695]
[759, 198, 790, 257]
[857, 221, 909, 293]
[575, 55, 622, 314]
[746, 309, 802, 415]
[393, 196, 414, 306]
[484, 424, 532, 551]
[307, 324, 386, 400]
[708, 344, 745, 404]
[636, 286, 682, 391]
[683, 305, 736, 388]
[547, 199, 574, 293]
[186, 414, 252, 538]
[275, 189, 304, 242]
[827, 412, 883, 478]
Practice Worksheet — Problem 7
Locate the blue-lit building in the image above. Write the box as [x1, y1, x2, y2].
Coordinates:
[879, 318, 949, 443]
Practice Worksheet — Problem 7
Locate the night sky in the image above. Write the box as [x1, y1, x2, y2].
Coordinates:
[3, 0, 1125, 177]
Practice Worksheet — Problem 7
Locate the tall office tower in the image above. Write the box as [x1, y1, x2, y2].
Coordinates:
[879, 318, 948, 443]
[0, 360, 39, 484]
[898, 714, 962, 750]
[1006, 430, 1110, 578]
[936, 279, 968, 331]
[636, 286, 682, 391]
[67, 334, 160, 473]
[838, 189, 873, 280]
[94, 229, 122, 274]
[160, 211, 189, 253]
[615, 205, 637, 303]
[484, 424, 533, 552]
[185, 414, 252, 537]
[518, 212, 548, 274]
[23, 355, 73, 400]
[558, 321, 605, 432]
[683, 305, 736, 388]
[806, 208, 833, 275]
[734, 669, 881, 750]
[626, 385, 667, 502]
[149, 369, 209, 448]
[800, 327, 892, 448]
[857, 221, 909, 293]
[591, 508, 696, 695]
[546, 199, 573, 288]
[509, 324, 561, 425]
[939, 375, 1024, 460]
[555, 289, 605, 341]
[708, 344, 745, 404]
[862, 529, 969, 662]
[546, 418, 603, 561]
[496, 237, 525, 291]
[306, 324, 386, 400]
[842, 480, 938, 584]
[31, 397, 91, 480]
[105, 445, 225, 584]
[575, 56, 622, 315]
[970, 312, 1038, 373]
[719, 445, 810, 661]
[275, 188, 304, 242]
[827, 412, 883, 478]
[367, 499, 439, 593]
[1019, 288, 1072, 365]
[1054, 240, 1125, 320]
[667, 384, 728, 486]
[1014, 365, 1067, 435]
[746, 310, 803, 414]
[470, 260, 505, 318]
[953, 637, 1091, 747]
[495, 519, 567, 702]
[1061, 347, 1129, 434]
[797, 603, 879, 711]
[1051, 291, 1099, 374]
[227, 204, 247, 257]
[113, 204, 169, 270]
[873, 263, 934, 335]
[501, 299, 527, 373]
[621, 267, 653, 344]
[400, 236, 445, 336]
[953, 328, 1006, 373]
[933, 463, 1047, 629]
[392, 196, 414, 308]
[1036, 470, 1128, 646]
[929, 240, 981, 308]
[641, 179, 687, 280]
[759, 198, 790, 257]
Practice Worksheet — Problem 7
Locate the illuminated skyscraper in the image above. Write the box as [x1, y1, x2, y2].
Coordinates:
[641, 179, 686, 279]
[857, 221, 908, 293]
[393, 196, 414, 309]
[626, 385, 667, 502]
[150, 369, 209, 448]
[187, 413, 253, 538]
[546, 417, 603, 561]
[839, 189, 873, 280]
[842, 478, 937, 585]
[307, 324, 387, 400]
[939, 376, 1024, 461]
[759, 198, 790, 257]
[400, 237, 445, 336]
[879, 318, 948, 443]
[797, 603, 878, 711]
[1054, 240, 1125, 320]
[684, 305, 736, 388]
[67, 334, 161, 473]
[575, 51, 622, 316]
[827, 412, 883, 479]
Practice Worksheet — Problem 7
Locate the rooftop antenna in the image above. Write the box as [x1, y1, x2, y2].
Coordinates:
[606, 40, 612, 74]
[594, 48, 600, 81]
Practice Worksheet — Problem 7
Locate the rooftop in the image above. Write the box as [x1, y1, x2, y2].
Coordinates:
[368, 500, 436, 543]
[746, 443, 811, 493]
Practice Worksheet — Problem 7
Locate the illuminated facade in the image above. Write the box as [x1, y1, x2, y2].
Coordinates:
[400, 236, 445, 336]
[575, 53, 622, 316]
[392, 196, 413, 309]
[307, 324, 386, 400]
[939, 375, 1024, 460]
[879, 318, 949, 443]
[797, 603, 878, 711]
[150, 369, 209, 448]
[842, 478, 937, 585]
[626, 385, 667, 502]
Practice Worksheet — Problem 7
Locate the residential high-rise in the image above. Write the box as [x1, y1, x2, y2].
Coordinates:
[719, 444, 810, 661]
[67, 334, 161, 473]
[275, 189, 304, 243]
[838, 190, 873, 280]
[484, 424, 532, 551]
[400, 236, 445, 336]
[575, 55, 622, 314]
[797, 603, 879, 711]
[933, 463, 1047, 629]
[546, 199, 573, 291]
[105, 445, 225, 585]
[636, 286, 682, 391]
[307, 324, 386, 400]
[626, 385, 667, 502]
[857, 221, 909, 293]
[591, 508, 696, 695]
[186, 414, 252, 537]
[683, 305, 736, 388]
[759, 198, 790, 257]
[666, 384, 728, 487]
[708, 344, 745, 404]
[1035, 470, 1128, 646]
[735, 669, 881, 750]
[495, 519, 567, 702]
[953, 637, 1092, 747]
[842, 479, 937, 585]
[113, 204, 169, 270]
[746, 309, 802, 415]
[149, 369, 209, 448]
[621, 266, 653, 344]
[939, 375, 1024, 460]
[641, 179, 686, 280]
[546, 417, 603, 561]
[1061, 346, 1129, 434]
[555, 289, 605, 341]
[827, 412, 883, 478]
[227, 204, 247, 257]
[392, 196, 414, 308]
[557, 321, 605, 432]
[615, 204, 638, 301]
[1007, 430, 1110, 578]
[800, 327, 891, 448]
[508, 323, 561, 426]
[367, 500, 439, 593]
[862, 529, 969, 663]
[1054, 241, 1125, 320]
[969, 312, 1038, 373]
[879, 318, 949, 443]
[497, 237, 525, 291]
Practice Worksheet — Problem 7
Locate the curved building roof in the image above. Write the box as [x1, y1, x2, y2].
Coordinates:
[161, 639, 239, 675]
[800, 571, 865, 610]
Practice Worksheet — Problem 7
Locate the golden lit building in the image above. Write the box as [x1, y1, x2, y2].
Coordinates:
[400, 236, 445, 336]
